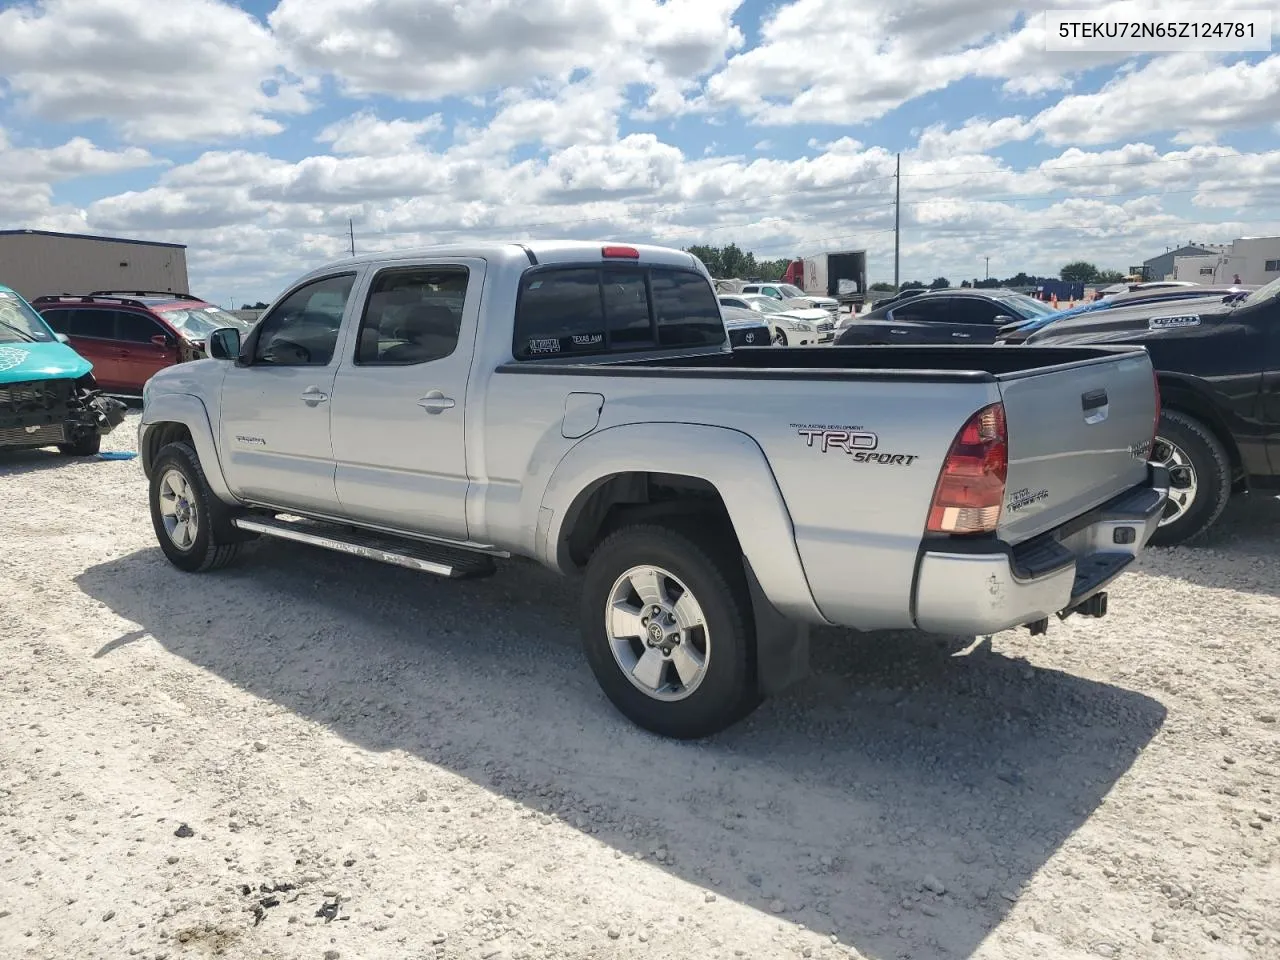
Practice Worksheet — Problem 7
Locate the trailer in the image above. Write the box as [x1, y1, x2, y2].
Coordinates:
[783, 250, 868, 307]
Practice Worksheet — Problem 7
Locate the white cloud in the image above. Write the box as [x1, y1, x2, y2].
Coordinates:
[0, 0, 313, 143]
[451, 81, 625, 156]
[0, 131, 160, 183]
[317, 111, 444, 156]
[704, 0, 1279, 129]
[270, 0, 743, 102]
[5, 0, 1279, 304]
[1032, 53, 1280, 146]
[75, 119, 1280, 302]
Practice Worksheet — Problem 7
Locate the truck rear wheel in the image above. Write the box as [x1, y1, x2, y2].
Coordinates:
[148, 441, 247, 572]
[580, 523, 760, 739]
[1148, 409, 1231, 547]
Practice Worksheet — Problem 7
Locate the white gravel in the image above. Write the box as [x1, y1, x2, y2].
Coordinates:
[2, 410, 1278, 960]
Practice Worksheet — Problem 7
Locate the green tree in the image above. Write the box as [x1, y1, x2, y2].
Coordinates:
[1095, 269, 1125, 283]
[901, 280, 925, 290]
[1060, 261, 1099, 282]
[869, 281, 896, 292]
[756, 258, 791, 282]
[929, 276, 950, 289]
[685, 244, 723, 277]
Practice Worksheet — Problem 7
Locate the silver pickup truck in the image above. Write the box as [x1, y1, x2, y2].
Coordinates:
[138, 241, 1168, 739]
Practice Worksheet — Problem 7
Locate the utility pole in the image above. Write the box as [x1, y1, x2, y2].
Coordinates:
[984, 256, 990, 280]
[349, 218, 356, 257]
[893, 152, 901, 289]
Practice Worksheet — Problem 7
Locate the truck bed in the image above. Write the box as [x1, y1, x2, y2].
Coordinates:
[491, 341, 1157, 630]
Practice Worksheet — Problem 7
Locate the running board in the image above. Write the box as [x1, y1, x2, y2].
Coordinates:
[232, 515, 497, 579]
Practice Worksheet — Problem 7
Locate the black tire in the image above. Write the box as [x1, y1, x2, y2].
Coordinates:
[1149, 409, 1232, 547]
[58, 432, 101, 456]
[579, 522, 760, 739]
[148, 441, 246, 572]
[773, 328, 788, 346]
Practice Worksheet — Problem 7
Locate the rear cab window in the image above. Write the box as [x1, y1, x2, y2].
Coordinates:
[513, 264, 724, 360]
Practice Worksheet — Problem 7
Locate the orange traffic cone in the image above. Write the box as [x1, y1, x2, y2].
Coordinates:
[1051, 294, 1058, 308]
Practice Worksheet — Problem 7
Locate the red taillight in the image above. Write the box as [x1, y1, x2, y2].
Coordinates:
[926, 402, 1008, 536]
[602, 245, 639, 259]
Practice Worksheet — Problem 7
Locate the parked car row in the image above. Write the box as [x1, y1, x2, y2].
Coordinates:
[717, 293, 836, 345]
[0, 286, 249, 457]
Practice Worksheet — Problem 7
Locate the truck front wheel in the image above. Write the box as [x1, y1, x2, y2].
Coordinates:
[1148, 409, 1232, 547]
[148, 441, 247, 573]
[580, 523, 760, 739]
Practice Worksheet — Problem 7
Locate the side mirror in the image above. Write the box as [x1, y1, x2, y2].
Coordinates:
[207, 326, 242, 360]
[993, 315, 1016, 324]
[150, 334, 174, 349]
[54, 332, 70, 344]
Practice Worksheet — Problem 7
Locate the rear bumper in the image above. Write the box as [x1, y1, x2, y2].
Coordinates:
[913, 463, 1169, 635]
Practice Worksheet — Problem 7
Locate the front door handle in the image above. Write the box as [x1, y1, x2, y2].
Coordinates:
[889, 329, 907, 335]
[301, 387, 329, 406]
[951, 332, 971, 338]
[418, 390, 456, 414]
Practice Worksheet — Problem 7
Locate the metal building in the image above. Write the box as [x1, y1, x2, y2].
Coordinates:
[1141, 243, 1224, 282]
[0, 229, 189, 301]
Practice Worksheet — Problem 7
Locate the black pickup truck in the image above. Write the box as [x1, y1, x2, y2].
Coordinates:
[1023, 278, 1280, 545]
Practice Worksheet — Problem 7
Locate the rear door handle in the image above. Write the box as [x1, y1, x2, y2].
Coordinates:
[951, 332, 971, 338]
[418, 390, 456, 414]
[300, 387, 329, 406]
[1082, 388, 1108, 424]
[889, 329, 907, 335]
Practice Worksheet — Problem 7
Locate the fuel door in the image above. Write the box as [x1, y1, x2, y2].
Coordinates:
[562, 392, 605, 439]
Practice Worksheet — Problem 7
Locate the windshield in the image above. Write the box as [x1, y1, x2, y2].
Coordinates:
[747, 297, 789, 314]
[998, 293, 1055, 318]
[1241, 276, 1280, 309]
[0, 290, 56, 344]
[158, 305, 253, 339]
[777, 284, 806, 298]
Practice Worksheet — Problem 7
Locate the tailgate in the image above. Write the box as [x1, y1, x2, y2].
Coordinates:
[996, 349, 1156, 545]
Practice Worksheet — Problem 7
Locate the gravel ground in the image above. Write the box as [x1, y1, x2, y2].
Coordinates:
[2, 410, 1278, 960]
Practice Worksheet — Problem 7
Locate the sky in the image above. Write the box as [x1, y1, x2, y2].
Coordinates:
[0, 0, 1277, 307]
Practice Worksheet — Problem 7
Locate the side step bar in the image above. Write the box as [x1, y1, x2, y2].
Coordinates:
[232, 515, 497, 579]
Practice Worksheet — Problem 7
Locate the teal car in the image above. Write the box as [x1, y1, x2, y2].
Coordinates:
[0, 284, 126, 456]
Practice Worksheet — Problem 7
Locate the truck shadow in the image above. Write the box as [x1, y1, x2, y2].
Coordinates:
[0, 447, 77, 476]
[77, 544, 1165, 960]
[1140, 493, 1280, 598]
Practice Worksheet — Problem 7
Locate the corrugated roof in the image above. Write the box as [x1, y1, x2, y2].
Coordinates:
[0, 228, 186, 250]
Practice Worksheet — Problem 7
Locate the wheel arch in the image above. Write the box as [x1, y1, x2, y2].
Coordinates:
[536, 422, 825, 628]
[1155, 373, 1245, 487]
[140, 394, 235, 501]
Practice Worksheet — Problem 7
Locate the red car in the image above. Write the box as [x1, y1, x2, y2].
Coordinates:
[33, 291, 253, 394]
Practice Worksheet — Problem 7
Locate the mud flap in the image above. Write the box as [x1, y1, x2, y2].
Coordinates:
[744, 557, 810, 697]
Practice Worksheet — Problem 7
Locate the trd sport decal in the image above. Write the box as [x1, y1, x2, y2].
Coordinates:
[792, 424, 919, 466]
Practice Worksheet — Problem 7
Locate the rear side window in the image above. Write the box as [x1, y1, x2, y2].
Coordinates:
[117, 311, 166, 343]
[513, 266, 724, 359]
[68, 309, 115, 338]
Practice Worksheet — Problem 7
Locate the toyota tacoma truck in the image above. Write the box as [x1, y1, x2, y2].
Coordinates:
[138, 241, 1169, 739]
[0, 284, 126, 456]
